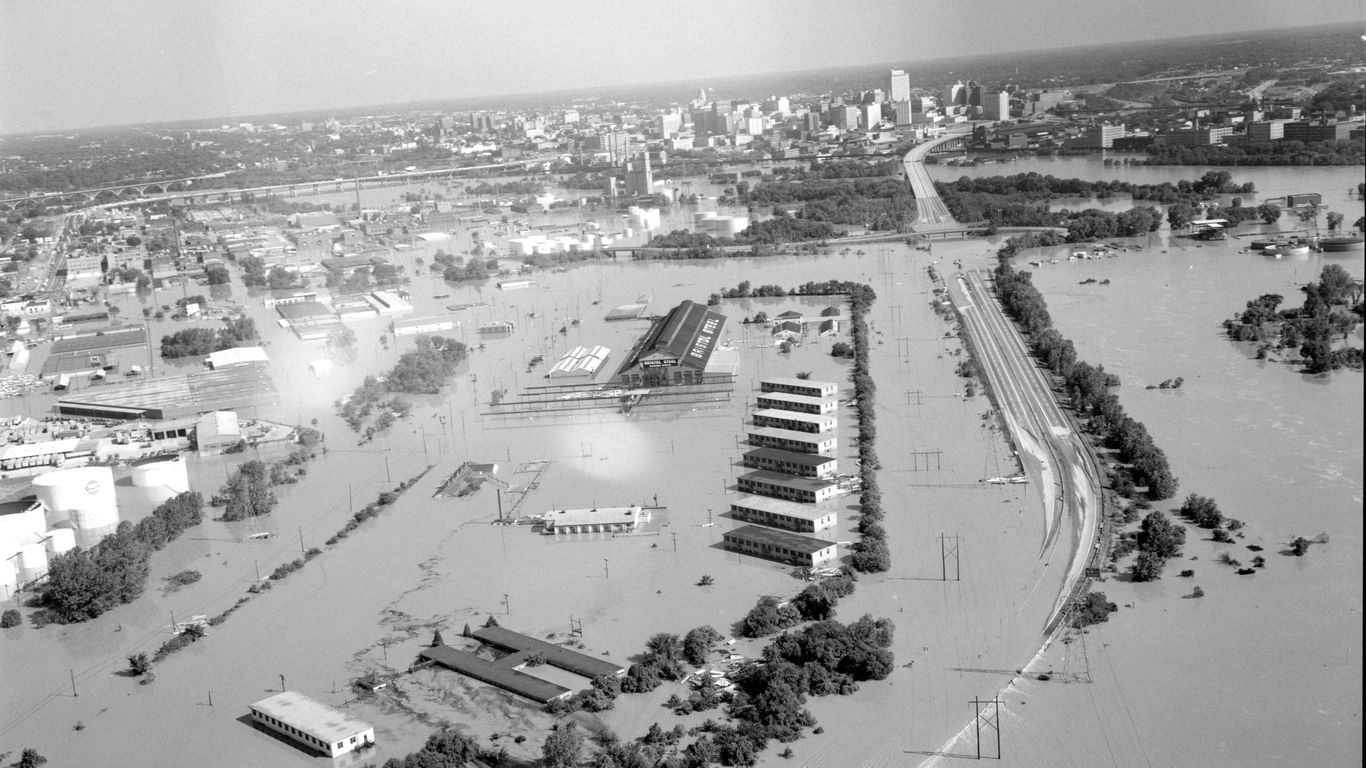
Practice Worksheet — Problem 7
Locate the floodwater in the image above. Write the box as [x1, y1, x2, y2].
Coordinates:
[0, 157, 1361, 767]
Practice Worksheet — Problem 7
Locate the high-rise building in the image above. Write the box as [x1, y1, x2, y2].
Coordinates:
[983, 91, 1010, 121]
[943, 82, 966, 108]
[830, 105, 860, 131]
[1082, 123, 1125, 148]
[886, 69, 911, 103]
[625, 151, 654, 196]
[861, 103, 881, 131]
[967, 81, 982, 108]
[892, 101, 913, 126]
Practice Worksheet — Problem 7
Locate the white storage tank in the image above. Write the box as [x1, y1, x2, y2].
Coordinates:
[17, 543, 47, 585]
[33, 466, 119, 532]
[0, 497, 46, 561]
[130, 455, 190, 494]
[45, 528, 76, 557]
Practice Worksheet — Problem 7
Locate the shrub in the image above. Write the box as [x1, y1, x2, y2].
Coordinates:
[1, 608, 22, 628]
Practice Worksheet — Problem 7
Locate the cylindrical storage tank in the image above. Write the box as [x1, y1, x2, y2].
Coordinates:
[130, 455, 190, 494]
[0, 498, 46, 559]
[17, 543, 48, 585]
[32, 467, 118, 532]
[45, 528, 76, 557]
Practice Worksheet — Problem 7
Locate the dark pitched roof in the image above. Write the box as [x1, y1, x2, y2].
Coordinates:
[619, 300, 726, 372]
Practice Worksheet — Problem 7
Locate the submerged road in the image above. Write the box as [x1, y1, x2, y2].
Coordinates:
[946, 269, 1103, 635]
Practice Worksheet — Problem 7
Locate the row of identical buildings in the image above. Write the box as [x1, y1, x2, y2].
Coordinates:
[721, 377, 843, 569]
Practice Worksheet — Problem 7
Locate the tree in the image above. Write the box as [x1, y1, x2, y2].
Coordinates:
[205, 265, 230, 285]
[17, 748, 47, 768]
[430, 630, 444, 647]
[683, 625, 723, 666]
[1256, 202, 1283, 224]
[1130, 550, 1165, 581]
[1138, 510, 1185, 558]
[542, 722, 584, 768]
[1326, 211, 1344, 232]
[1166, 203, 1196, 230]
[1179, 493, 1224, 529]
[0, 608, 20, 628]
[1290, 536, 1311, 556]
[128, 652, 151, 676]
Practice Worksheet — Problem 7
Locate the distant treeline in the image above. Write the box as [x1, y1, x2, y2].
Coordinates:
[1144, 140, 1365, 167]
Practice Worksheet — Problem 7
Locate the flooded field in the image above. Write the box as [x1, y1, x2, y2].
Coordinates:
[1, 157, 1361, 767]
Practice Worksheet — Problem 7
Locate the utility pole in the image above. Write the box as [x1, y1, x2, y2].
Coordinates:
[70, 668, 77, 697]
[279, 673, 286, 692]
[971, 697, 1001, 759]
[671, 532, 677, 551]
[503, 593, 510, 615]
[940, 532, 961, 581]
[298, 525, 305, 555]
[603, 558, 609, 579]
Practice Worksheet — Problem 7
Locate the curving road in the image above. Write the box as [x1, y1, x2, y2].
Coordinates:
[946, 269, 1103, 634]
[901, 134, 965, 227]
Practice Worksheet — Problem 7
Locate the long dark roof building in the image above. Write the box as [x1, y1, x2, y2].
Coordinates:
[615, 300, 730, 386]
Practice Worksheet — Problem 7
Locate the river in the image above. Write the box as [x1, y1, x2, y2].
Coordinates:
[0, 156, 1360, 768]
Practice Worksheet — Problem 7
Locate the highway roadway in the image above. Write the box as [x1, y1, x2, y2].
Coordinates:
[901, 130, 972, 227]
[945, 268, 1103, 635]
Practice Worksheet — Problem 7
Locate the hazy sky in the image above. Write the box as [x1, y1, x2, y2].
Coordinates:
[0, 0, 1359, 134]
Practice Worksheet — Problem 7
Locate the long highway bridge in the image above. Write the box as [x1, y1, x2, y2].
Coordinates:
[945, 268, 1105, 635]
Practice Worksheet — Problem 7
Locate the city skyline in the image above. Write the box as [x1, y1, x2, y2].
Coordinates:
[1, 0, 1362, 135]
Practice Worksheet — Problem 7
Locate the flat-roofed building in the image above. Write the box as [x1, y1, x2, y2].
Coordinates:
[752, 408, 836, 434]
[755, 391, 838, 415]
[722, 524, 838, 567]
[737, 469, 838, 503]
[760, 377, 837, 399]
[547, 345, 611, 379]
[203, 346, 268, 370]
[729, 494, 837, 533]
[742, 447, 837, 478]
[747, 426, 837, 456]
[392, 315, 458, 336]
[249, 691, 375, 758]
[56, 363, 278, 420]
[542, 505, 648, 534]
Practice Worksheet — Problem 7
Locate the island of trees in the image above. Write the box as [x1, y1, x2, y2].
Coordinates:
[1223, 264, 1363, 372]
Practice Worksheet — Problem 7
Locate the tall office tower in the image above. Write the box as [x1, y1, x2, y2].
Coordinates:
[967, 81, 982, 107]
[625, 151, 654, 196]
[892, 101, 913, 126]
[943, 81, 966, 108]
[983, 91, 1010, 121]
[861, 103, 881, 131]
[886, 69, 911, 103]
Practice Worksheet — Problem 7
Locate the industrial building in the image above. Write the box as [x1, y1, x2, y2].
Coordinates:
[721, 524, 838, 568]
[751, 409, 836, 434]
[392, 315, 459, 336]
[755, 391, 838, 415]
[759, 377, 838, 399]
[729, 494, 837, 533]
[203, 346, 269, 370]
[736, 469, 838, 504]
[248, 691, 375, 758]
[614, 300, 732, 387]
[419, 645, 570, 704]
[747, 426, 837, 455]
[471, 626, 627, 679]
[742, 447, 837, 478]
[55, 363, 278, 420]
[546, 345, 611, 379]
[542, 505, 647, 534]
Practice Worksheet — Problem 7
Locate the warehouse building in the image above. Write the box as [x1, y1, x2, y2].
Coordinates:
[392, 316, 459, 336]
[203, 346, 269, 370]
[614, 300, 732, 387]
[759, 377, 838, 399]
[542, 505, 647, 534]
[742, 447, 837, 478]
[737, 470, 838, 503]
[55, 363, 278, 420]
[721, 524, 838, 567]
[751, 408, 836, 434]
[756, 391, 838, 415]
[248, 691, 374, 758]
[747, 426, 837, 455]
[729, 494, 838, 533]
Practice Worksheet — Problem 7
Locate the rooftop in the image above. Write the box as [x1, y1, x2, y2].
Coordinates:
[250, 691, 372, 742]
[617, 300, 726, 373]
[730, 493, 840, 522]
[722, 524, 838, 554]
[738, 469, 838, 493]
[419, 645, 570, 704]
[472, 625, 627, 679]
[743, 447, 837, 468]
